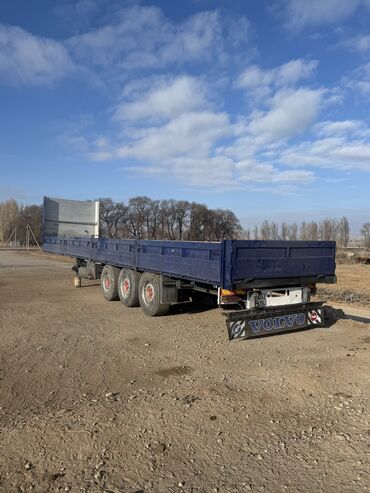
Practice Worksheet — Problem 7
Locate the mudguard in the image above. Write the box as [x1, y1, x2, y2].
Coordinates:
[225, 302, 325, 340]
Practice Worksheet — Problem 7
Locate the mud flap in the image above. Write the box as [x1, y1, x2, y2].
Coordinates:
[226, 302, 325, 341]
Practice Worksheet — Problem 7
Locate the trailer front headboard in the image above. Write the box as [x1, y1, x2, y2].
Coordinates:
[43, 196, 99, 238]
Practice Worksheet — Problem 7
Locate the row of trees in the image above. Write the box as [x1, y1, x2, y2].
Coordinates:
[0, 197, 368, 249]
[98, 197, 242, 241]
[0, 197, 242, 244]
[244, 217, 351, 247]
[0, 199, 42, 244]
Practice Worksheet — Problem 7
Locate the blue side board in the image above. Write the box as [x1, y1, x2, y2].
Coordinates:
[43, 236, 336, 290]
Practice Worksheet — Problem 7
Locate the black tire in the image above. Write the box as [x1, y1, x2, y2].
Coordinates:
[101, 265, 120, 301]
[138, 272, 170, 316]
[118, 269, 141, 307]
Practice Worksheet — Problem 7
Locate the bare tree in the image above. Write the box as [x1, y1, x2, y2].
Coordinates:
[126, 196, 153, 239]
[98, 198, 127, 238]
[300, 222, 310, 240]
[307, 221, 319, 240]
[280, 222, 289, 240]
[260, 220, 271, 240]
[319, 218, 338, 241]
[186, 203, 208, 241]
[17, 204, 42, 244]
[288, 223, 298, 240]
[338, 216, 350, 248]
[212, 209, 242, 240]
[270, 222, 279, 240]
[173, 200, 190, 240]
[361, 222, 370, 249]
[0, 199, 19, 243]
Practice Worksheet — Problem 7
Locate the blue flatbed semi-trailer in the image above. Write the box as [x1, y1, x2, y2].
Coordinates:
[42, 197, 336, 340]
[43, 236, 336, 291]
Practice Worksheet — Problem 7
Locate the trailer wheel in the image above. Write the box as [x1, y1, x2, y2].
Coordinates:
[118, 269, 141, 307]
[138, 273, 170, 316]
[101, 265, 120, 301]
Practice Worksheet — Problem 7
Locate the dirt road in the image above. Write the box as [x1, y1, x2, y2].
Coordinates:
[0, 251, 369, 492]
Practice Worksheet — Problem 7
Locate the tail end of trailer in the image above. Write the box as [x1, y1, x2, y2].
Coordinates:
[225, 302, 326, 340]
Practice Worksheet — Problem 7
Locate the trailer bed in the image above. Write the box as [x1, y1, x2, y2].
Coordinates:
[43, 236, 336, 290]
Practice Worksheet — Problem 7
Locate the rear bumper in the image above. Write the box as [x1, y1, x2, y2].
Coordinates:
[232, 275, 336, 290]
[225, 302, 325, 340]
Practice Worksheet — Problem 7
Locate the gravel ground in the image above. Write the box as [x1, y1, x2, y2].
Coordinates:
[0, 251, 369, 493]
[320, 264, 370, 302]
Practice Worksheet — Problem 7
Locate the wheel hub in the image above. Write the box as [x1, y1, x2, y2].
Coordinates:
[144, 283, 154, 304]
[122, 278, 130, 298]
[104, 274, 111, 291]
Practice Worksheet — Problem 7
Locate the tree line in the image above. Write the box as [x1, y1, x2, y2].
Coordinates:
[0, 197, 369, 249]
[244, 217, 351, 248]
[98, 197, 242, 241]
[0, 199, 42, 245]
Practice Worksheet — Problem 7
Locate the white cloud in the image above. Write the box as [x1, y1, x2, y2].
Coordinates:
[281, 135, 370, 172]
[346, 63, 370, 95]
[0, 24, 74, 85]
[236, 59, 318, 99]
[277, 59, 319, 85]
[121, 155, 314, 190]
[84, 74, 320, 189]
[114, 111, 232, 161]
[114, 76, 208, 121]
[237, 59, 317, 88]
[147, 156, 236, 188]
[315, 120, 367, 137]
[236, 160, 313, 183]
[248, 88, 324, 145]
[85, 63, 325, 190]
[282, 0, 365, 30]
[158, 11, 222, 63]
[67, 6, 249, 74]
[344, 34, 370, 53]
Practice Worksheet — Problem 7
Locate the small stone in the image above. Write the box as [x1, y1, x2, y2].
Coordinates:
[152, 442, 167, 454]
[178, 481, 185, 487]
[94, 470, 105, 480]
[25, 462, 32, 470]
[105, 391, 119, 400]
[335, 434, 345, 441]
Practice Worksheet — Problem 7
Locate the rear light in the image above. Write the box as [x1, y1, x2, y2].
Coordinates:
[219, 288, 246, 304]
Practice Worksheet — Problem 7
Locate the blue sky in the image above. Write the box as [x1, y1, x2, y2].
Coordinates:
[1, 0, 370, 232]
